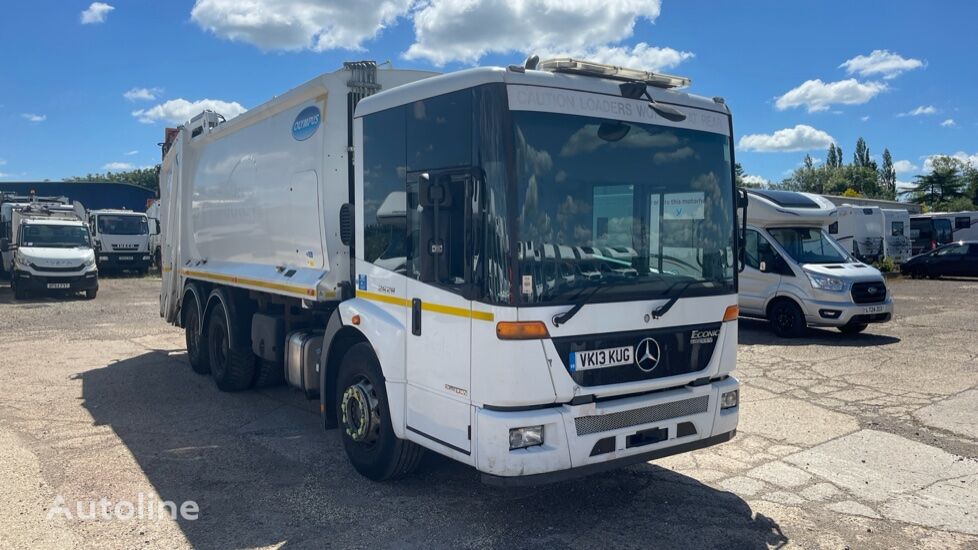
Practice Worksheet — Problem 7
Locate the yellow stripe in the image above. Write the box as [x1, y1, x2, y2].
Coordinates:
[357, 290, 494, 322]
[181, 268, 316, 297]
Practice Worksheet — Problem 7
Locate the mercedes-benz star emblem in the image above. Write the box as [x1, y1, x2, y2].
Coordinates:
[634, 338, 661, 373]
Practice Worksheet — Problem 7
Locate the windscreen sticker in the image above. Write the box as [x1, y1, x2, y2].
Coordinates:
[522, 275, 533, 295]
[663, 192, 705, 220]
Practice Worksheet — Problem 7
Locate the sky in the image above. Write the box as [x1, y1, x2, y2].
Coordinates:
[1, 0, 975, 190]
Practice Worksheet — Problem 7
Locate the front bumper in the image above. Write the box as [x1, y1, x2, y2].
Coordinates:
[799, 296, 893, 327]
[96, 252, 151, 270]
[474, 376, 739, 484]
[13, 269, 98, 291]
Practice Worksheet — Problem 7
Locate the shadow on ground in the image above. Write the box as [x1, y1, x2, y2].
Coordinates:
[738, 318, 900, 347]
[78, 350, 788, 548]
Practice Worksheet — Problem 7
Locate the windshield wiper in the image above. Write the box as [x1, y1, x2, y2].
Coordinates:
[651, 279, 700, 319]
[551, 281, 612, 327]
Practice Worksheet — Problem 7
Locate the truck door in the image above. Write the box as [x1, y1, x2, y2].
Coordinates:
[403, 169, 474, 455]
[739, 229, 783, 315]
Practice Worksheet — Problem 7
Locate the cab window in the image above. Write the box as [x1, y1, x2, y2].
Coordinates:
[935, 244, 968, 256]
[745, 229, 777, 270]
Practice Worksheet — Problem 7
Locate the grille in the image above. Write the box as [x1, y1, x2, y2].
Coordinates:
[851, 281, 887, 304]
[29, 263, 85, 273]
[574, 395, 709, 436]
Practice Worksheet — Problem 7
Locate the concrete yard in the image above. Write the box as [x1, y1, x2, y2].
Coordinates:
[1, 274, 977, 548]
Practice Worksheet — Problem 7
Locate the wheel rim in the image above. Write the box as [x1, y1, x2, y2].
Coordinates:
[341, 376, 381, 448]
[776, 306, 795, 332]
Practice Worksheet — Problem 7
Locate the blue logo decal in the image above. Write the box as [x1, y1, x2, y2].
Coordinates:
[357, 274, 367, 291]
[292, 106, 321, 141]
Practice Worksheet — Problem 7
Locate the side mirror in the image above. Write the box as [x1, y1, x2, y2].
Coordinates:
[759, 260, 768, 272]
[0, 238, 9, 252]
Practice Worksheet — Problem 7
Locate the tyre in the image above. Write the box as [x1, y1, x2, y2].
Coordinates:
[336, 343, 424, 481]
[12, 283, 27, 300]
[85, 289, 97, 300]
[839, 323, 868, 335]
[183, 288, 210, 375]
[207, 300, 256, 391]
[252, 359, 285, 388]
[768, 299, 806, 338]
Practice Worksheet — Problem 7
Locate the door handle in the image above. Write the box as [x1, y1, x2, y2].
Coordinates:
[412, 298, 422, 336]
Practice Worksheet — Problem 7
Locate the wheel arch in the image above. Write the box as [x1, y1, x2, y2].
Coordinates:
[765, 294, 804, 318]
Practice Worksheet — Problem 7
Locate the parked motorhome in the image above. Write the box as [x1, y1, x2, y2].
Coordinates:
[740, 189, 892, 337]
[830, 204, 884, 262]
[159, 59, 743, 484]
[881, 208, 912, 264]
[910, 215, 953, 255]
[0, 203, 98, 299]
[88, 209, 156, 273]
[915, 211, 978, 245]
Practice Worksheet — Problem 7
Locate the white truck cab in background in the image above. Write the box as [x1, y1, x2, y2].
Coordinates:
[159, 59, 744, 484]
[89, 209, 156, 274]
[0, 203, 98, 300]
[739, 190, 892, 337]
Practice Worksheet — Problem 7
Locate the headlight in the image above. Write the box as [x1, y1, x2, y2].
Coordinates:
[509, 425, 544, 450]
[805, 270, 846, 292]
[84, 256, 97, 268]
[14, 254, 30, 269]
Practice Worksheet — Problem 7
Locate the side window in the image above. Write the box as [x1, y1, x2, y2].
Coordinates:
[406, 90, 472, 172]
[362, 106, 407, 273]
[745, 230, 760, 269]
[936, 244, 967, 256]
[828, 221, 838, 235]
[956, 216, 971, 230]
[891, 221, 904, 236]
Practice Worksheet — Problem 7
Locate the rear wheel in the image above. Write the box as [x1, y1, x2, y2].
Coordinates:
[207, 300, 256, 392]
[839, 323, 868, 335]
[183, 289, 210, 375]
[768, 300, 806, 338]
[336, 343, 423, 481]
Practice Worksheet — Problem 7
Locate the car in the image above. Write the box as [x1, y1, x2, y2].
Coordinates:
[901, 241, 978, 279]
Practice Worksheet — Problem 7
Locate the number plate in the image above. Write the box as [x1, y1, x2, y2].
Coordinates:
[863, 305, 885, 314]
[570, 346, 633, 372]
[119, 256, 134, 261]
[47, 283, 70, 289]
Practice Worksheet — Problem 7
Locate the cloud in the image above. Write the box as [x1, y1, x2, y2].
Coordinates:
[81, 2, 114, 24]
[839, 50, 924, 80]
[860, 115, 870, 122]
[103, 162, 135, 171]
[405, 1, 684, 68]
[742, 174, 769, 187]
[123, 87, 162, 101]
[738, 125, 835, 153]
[132, 98, 247, 124]
[21, 113, 46, 122]
[898, 105, 937, 117]
[893, 160, 918, 174]
[775, 79, 886, 113]
[190, 0, 412, 52]
[922, 152, 978, 172]
[940, 118, 956, 127]
[124, 150, 139, 156]
[653, 146, 696, 164]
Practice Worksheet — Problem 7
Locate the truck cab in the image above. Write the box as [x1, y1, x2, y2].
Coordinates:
[1, 207, 98, 300]
[89, 209, 155, 273]
[740, 190, 892, 337]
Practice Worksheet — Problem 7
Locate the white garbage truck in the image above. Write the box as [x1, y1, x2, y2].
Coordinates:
[159, 59, 744, 484]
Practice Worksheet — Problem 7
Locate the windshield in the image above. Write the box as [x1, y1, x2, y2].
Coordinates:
[768, 227, 849, 264]
[20, 224, 91, 248]
[97, 214, 148, 235]
[511, 111, 735, 305]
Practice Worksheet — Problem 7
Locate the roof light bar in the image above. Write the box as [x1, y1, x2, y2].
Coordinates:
[536, 58, 691, 89]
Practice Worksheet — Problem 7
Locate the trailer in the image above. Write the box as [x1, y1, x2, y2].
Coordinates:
[159, 59, 743, 484]
[881, 208, 911, 264]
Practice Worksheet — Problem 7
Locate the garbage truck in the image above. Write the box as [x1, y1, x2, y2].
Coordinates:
[159, 59, 744, 484]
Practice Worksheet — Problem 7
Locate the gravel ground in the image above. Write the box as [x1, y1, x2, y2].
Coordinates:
[1, 273, 977, 549]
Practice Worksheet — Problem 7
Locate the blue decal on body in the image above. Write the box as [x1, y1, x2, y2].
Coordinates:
[292, 105, 321, 141]
[357, 274, 367, 290]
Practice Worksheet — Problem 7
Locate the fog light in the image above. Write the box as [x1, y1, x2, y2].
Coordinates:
[142, 255, 151, 261]
[721, 390, 739, 409]
[99, 256, 108, 261]
[509, 425, 544, 450]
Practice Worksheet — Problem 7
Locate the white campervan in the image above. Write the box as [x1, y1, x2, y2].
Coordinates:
[881, 208, 912, 264]
[739, 190, 892, 337]
[830, 204, 884, 262]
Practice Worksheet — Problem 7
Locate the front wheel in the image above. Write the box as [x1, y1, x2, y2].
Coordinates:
[12, 283, 27, 300]
[768, 300, 806, 338]
[839, 323, 868, 335]
[336, 343, 423, 481]
[84, 289, 97, 300]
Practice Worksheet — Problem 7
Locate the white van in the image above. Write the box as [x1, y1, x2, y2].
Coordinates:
[739, 190, 893, 337]
[830, 204, 884, 262]
[88, 209, 156, 273]
[881, 208, 912, 264]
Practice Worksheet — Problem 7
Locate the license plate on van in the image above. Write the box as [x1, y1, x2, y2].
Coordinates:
[119, 256, 134, 261]
[570, 346, 633, 372]
[863, 305, 885, 314]
[47, 283, 70, 289]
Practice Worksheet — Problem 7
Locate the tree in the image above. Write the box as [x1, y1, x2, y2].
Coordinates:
[909, 156, 964, 206]
[64, 166, 161, 193]
[879, 149, 896, 200]
[853, 137, 871, 168]
[826, 144, 838, 168]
